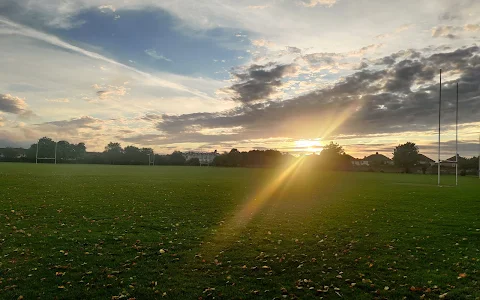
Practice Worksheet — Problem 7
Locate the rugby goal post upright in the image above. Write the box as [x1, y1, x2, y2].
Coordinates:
[438, 69, 441, 186]
[148, 153, 155, 166]
[36, 139, 57, 164]
[437, 70, 459, 186]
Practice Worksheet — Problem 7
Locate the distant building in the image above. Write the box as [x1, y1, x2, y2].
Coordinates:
[351, 158, 370, 166]
[0, 148, 27, 159]
[364, 152, 394, 165]
[417, 154, 435, 166]
[442, 155, 458, 168]
[183, 150, 218, 165]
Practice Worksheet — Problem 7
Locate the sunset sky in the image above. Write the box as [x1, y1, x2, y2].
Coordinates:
[1, 0, 480, 158]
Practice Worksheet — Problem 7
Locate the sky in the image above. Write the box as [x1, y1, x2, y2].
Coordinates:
[1, 0, 480, 158]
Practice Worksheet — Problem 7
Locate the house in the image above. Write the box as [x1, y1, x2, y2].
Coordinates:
[183, 150, 219, 165]
[442, 155, 459, 168]
[351, 158, 370, 166]
[0, 148, 27, 159]
[364, 152, 393, 165]
[417, 154, 435, 166]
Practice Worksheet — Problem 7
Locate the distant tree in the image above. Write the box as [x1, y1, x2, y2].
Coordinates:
[57, 141, 74, 161]
[26, 144, 37, 161]
[212, 153, 228, 166]
[186, 157, 200, 166]
[104, 142, 123, 164]
[227, 148, 243, 167]
[2, 147, 18, 160]
[319, 142, 350, 170]
[168, 151, 186, 165]
[154, 154, 169, 165]
[140, 148, 154, 156]
[75, 143, 87, 159]
[393, 142, 419, 173]
[124, 145, 143, 164]
[37, 137, 56, 159]
[321, 142, 345, 156]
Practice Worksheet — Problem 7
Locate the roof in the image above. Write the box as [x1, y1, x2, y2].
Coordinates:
[418, 154, 435, 162]
[343, 154, 356, 161]
[364, 152, 391, 162]
[445, 155, 458, 162]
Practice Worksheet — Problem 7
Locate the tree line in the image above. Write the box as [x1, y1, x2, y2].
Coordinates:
[1, 138, 479, 174]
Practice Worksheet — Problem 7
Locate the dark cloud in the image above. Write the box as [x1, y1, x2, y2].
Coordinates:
[226, 63, 298, 103]
[151, 45, 480, 146]
[300, 52, 340, 70]
[35, 116, 104, 135]
[0, 93, 34, 117]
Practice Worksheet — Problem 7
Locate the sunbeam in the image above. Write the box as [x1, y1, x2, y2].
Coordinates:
[201, 156, 307, 256]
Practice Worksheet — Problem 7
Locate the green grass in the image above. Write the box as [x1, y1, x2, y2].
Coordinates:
[0, 163, 478, 299]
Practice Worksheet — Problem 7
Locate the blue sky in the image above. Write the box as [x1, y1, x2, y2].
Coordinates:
[54, 7, 249, 79]
[1, 0, 480, 157]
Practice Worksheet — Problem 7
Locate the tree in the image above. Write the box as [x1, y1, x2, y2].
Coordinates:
[2, 147, 18, 160]
[319, 142, 350, 170]
[37, 137, 56, 159]
[75, 143, 87, 159]
[168, 151, 186, 165]
[104, 142, 123, 164]
[321, 142, 345, 156]
[26, 144, 37, 161]
[186, 157, 200, 166]
[124, 145, 142, 164]
[57, 141, 74, 161]
[393, 142, 419, 173]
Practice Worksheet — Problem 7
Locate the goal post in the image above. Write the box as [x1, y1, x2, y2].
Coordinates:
[36, 139, 58, 164]
[148, 153, 155, 166]
[437, 70, 459, 186]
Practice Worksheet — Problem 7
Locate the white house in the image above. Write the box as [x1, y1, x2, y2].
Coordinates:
[183, 150, 219, 165]
[351, 159, 370, 166]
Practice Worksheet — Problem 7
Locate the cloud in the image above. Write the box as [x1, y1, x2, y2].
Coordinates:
[153, 45, 480, 145]
[298, 44, 383, 73]
[145, 49, 173, 62]
[464, 24, 480, 32]
[0, 17, 210, 100]
[93, 84, 129, 99]
[98, 5, 116, 12]
[300, 0, 338, 8]
[225, 63, 298, 103]
[286, 46, 302, 54]
[35, 116, 105, 135]
[431, 26, 459, 39]
[348, 44, 384, 57]
[375, 24, 413, 40]
[46, 98, 70, 103]
[0, 93, 34, 117]
[247, 5, 270, 9]
[0, 115, 4, 127]
[252, 39, 276, 48]
[431, 24, 480, 39]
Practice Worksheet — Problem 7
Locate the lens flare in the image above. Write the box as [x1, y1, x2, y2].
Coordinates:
[201, 156, 306, 256]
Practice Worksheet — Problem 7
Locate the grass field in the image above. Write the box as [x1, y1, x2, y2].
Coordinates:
[0, 163, 479, 299]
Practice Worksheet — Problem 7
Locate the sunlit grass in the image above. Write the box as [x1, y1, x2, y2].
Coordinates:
[0, 163, 479, 299]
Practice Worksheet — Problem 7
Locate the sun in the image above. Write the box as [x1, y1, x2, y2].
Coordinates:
[294, 139, 322, 153]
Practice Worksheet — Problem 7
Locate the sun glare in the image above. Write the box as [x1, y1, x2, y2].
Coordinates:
[294, 139, 322, 153]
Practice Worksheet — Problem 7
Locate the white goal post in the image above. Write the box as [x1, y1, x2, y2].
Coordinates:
[36, 140, 57, 164]
[148, 153, 155, 166]
[437, 70, 459, 186]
